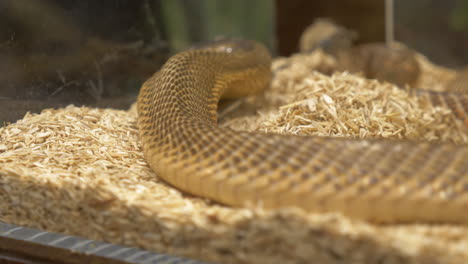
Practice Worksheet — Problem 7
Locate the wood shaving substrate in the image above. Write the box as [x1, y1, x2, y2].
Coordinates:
[1, 50, 467, 264]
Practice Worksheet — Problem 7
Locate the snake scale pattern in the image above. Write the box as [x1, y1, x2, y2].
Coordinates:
[137, 39, 468, 224]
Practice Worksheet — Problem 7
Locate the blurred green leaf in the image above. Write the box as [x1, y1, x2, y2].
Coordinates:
[450, 0, 468, 30]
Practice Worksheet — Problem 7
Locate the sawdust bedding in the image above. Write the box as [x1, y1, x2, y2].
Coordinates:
[0, 50, 467, 264]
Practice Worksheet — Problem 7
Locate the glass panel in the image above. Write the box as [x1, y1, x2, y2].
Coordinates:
[395, 0, 468, 67]
[0, 0, 274, 124]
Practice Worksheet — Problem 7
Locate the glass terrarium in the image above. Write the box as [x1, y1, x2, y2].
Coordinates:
[1, 1, 467, 264]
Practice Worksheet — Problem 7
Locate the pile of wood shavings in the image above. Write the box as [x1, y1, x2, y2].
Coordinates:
[1, 50, 468, 264]
[223, 51, 466, 144]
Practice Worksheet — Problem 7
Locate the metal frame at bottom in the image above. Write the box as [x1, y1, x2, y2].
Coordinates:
[0, 222, 209, 264]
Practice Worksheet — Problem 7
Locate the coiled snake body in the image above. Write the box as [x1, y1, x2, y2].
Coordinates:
[138, 39, 468, 224]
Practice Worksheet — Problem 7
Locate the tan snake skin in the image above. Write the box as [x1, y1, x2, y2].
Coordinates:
[137, 39, 468, 224]
[447, 68, 468, 93]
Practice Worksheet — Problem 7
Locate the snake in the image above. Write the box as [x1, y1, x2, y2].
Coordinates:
[447, 68, 468, 93]
[137, 39, 468, 224]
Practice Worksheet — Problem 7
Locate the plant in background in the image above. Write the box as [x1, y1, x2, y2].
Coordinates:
[450, 0, 468, 30]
